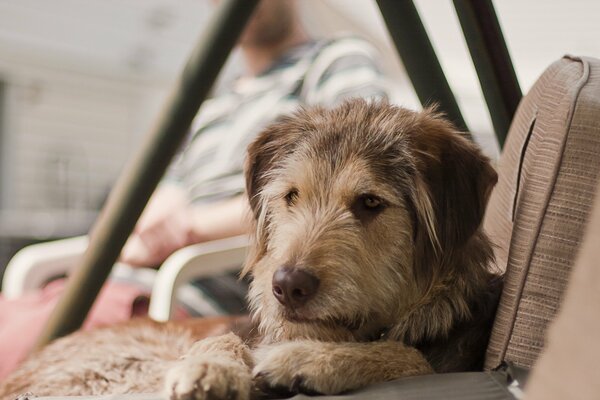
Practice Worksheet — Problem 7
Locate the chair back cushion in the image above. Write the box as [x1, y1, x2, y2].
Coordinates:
[526, 164, 600, 399]
[484, 56, 600, 369]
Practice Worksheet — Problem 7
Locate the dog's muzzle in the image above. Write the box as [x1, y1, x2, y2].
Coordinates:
[272, 266, 320, 309]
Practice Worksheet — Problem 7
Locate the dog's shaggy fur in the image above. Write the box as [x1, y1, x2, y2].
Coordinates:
[0, 100, 501, 400]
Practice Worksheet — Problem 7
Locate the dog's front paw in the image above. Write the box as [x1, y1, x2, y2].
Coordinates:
[165, 357, 251, 400]
[253, 341, 342, 395]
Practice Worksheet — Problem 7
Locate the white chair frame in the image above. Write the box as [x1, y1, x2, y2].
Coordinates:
[2, 235, 249, 322]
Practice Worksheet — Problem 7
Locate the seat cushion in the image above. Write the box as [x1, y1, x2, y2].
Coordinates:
[526, 159, 600, 399]
[483, 56, 600, 369]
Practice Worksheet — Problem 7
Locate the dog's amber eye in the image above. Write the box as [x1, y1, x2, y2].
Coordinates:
[351, 194, 386, 222]
[363, 196, 382, 209]
[285, 189, 299, 206]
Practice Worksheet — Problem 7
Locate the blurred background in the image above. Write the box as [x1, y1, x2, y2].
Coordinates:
[0, 0, 598, 275]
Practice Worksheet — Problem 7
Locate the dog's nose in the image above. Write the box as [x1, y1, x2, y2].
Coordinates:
[272, 266, 320, 308]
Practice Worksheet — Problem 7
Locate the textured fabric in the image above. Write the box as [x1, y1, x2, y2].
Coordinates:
[484, 56, 600, 369]
[166, 36, 390, 205]
[526, 166, 600, 399]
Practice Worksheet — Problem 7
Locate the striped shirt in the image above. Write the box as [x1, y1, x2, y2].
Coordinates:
[167, 36, 391, 204]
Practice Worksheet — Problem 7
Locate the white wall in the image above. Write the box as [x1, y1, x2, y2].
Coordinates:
[2, 62, 144, 210]
[0, 0, 207, 212]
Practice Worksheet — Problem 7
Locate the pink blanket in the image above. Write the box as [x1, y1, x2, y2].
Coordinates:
[0, 279, 186, 379]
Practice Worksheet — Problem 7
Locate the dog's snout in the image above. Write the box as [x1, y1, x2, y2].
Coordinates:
[272, 266, 320, 308]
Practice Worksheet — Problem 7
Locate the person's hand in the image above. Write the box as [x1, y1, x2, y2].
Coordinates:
[119, 187, 251, 268]
[120, 205, 198, 268]
[120, 185, 199, 268]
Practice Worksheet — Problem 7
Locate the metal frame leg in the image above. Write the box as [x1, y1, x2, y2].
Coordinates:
[453, 0, 522, 148]
[376, 0, 469, 136]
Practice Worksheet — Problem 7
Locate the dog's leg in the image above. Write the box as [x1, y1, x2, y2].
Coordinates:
[253, 340, 432, 395]
[165, 332, 253, 400]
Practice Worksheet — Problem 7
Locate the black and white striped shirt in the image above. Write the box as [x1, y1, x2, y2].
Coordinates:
[167, 36, 391, 204]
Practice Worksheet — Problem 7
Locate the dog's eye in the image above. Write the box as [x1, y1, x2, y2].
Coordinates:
[285, 189, 299, 206]
[363, 196, 382, 209]
[351, 194, 387, 222]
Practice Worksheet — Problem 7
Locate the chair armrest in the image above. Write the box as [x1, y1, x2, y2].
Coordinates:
[2, 234, 249, 320]
[148, 235, 249, 321]
[2, 235, 89, 299]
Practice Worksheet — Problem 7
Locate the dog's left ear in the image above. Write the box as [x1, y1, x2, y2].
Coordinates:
[408, 110, 498, 253]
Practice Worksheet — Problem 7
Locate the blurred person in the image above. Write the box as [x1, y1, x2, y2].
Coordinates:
[0, 0, 392, 378]
[120, 0, 390, 269]
[118, 0, 391, 311]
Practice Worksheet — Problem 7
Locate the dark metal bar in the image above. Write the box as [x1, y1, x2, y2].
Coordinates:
[34, 0, 260, 350]
[376, 0, 469, 135]
[453, 0, 522, 148]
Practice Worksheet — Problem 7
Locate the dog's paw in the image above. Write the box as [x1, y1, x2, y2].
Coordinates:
[165, 357, 251, 400]
[253, 341, 341, 395]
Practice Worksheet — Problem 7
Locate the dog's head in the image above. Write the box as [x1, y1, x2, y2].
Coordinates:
[243, 100, 497, 343]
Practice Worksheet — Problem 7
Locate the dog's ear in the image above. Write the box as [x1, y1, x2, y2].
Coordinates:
[408, 109, 497, 257]
[243, 116, 304, 273]
[244, 116, 303, 220]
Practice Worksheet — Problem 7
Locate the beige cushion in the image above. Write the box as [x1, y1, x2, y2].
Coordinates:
[526, 166, 600, 399]
[484, 56, 600, 369]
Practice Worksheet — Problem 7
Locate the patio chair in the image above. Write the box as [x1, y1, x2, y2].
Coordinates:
[2, 234, 249, 320]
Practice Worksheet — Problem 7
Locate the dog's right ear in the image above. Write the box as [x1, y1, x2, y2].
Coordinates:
[243, 116, 304, 273]
[244, 116, 303, 220]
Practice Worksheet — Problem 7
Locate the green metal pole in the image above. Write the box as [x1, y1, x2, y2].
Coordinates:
[453, 0, 522, 148]
[376, 0, 469, 136]
[34, 0, 260, 350]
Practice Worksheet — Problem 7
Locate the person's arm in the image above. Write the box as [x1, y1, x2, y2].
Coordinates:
[119, 184, 250, 268]
[189, 195, 250, 243]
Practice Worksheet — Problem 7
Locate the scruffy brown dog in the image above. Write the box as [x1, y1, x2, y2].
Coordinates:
[0, 100, 501, 400]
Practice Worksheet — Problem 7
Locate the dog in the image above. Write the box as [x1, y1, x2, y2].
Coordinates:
[0, 99, 501, 400]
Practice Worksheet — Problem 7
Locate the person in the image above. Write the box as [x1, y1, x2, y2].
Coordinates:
[116, 0, 393, 313]
[0, 0, 393, 377]
[120, 0, 390, 269]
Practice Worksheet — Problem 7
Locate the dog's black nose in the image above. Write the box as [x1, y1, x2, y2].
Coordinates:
[272, 266, 319, 308]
